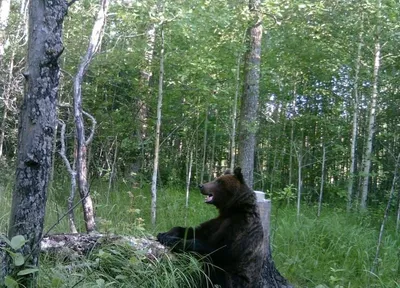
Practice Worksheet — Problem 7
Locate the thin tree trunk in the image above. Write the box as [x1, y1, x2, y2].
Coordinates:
[107, 136, 118, 204]
[238, 0, 263, 188]
[317, 143, 326, 218]
[58, 120, 78, 233]
[360, 38, 381, 210]
[209, 110, 217, 182]
[397, 186, 400, 233]
[297, 149, 302, 219]
[137, 6, 157, 181]
[185, 147, 193, 209]
[74, 0, 109, 232]
[370, 153, 400, 275]
[1, 0, 67, 285]
[151, 22, 164, 226]
[230, 54, 241, 171]
[200, 104, 208, 183]
[347, 28, 363, 211]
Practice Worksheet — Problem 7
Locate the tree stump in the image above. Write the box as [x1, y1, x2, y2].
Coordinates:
[256, 192, 292, 288]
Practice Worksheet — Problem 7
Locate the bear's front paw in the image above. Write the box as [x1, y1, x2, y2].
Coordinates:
[157, 233, 180, 247]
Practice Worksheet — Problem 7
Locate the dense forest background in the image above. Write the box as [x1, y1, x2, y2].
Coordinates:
[1, 0, 399, 211]
[0, 0, 400, 286]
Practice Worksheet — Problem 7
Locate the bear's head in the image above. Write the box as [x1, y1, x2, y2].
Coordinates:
[198, 167, 255, 211]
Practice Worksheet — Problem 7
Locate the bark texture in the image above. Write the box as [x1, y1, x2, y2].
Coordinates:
[238, 0, 262, 188]
[347, 29, 363, 211]
[360, 40, 380, 209]
[151, 23, 164, 226]
[1, 0, 68, 285]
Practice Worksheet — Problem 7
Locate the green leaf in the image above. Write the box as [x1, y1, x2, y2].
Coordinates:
[17, 268, 39, 276]
[13, 253, 25, 266]
[4, 276, 18, 288]
[10, 235, 26, 250]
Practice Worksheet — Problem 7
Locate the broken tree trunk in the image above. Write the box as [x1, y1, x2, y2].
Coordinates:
[257, 194, 292, 288]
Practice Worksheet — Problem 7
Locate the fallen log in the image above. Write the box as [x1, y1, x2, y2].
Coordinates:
[40, 233, 168, 260]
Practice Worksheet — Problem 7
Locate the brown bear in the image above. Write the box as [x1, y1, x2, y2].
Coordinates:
[157, 167, 265, 288]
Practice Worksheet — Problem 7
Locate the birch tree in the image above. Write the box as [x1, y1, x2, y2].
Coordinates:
[151, 21, 164, 226]
[1, 0, 67, 285]
[73, 0, 110, 232]
[360, 1, 381, 210]
[347, 27, 363, 211]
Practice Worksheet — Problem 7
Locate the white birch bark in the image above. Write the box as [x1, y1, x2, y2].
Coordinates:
[317, 143, 326, 217]
[151, 22, 164, 226]
[200, 104, 208, 183]
[230, 54, 241, 171]
[185, 148, 193, 208]
[371, 153, 400, 274]
[360, 39, 381, 210]
[347, 29, 363, 211]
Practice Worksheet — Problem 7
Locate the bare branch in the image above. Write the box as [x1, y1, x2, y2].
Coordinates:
[57, 120, 74, 175]
[83, 110, 96, 146]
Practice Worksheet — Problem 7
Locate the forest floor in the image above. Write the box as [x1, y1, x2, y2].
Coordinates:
[1, 180, 399, 287]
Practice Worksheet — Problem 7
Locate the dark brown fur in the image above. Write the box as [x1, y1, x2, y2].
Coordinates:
[157, 167, 264, 288]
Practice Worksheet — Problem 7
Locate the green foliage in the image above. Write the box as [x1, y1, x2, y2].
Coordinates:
[38, 241, 204, 288]
[273, 206, 399, 287]
[0, 234, 40, 286]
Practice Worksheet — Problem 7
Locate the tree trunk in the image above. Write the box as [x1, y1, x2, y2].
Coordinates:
[73, 0, 109, 232]
[200, 104, 209, 183]
[230, 53, 241, 171]
[151, 22, 164, 226]
[185, 147, 193, 209]
[296, 147, 303, 219]
[347, 28, 363, 211]
[360, 38, 381, 210]
[58, 120, 78, 233]
[317, 143, 326, 218]
[107, 136, 118, 203]
[209, 110, 217, 182]
[238, 0, 263, 188]
[0, 0, 67, 285]
[370, 153, 399, 275]
[137, 6, 157, 183]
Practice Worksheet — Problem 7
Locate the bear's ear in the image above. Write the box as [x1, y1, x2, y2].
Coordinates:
[234, 167, 245, 183]
[224, 169, 232, 175]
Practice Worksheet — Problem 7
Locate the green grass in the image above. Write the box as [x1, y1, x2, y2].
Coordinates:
[1, 179, 400, 287]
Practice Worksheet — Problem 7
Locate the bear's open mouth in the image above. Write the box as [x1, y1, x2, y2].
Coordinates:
[205, 194, 213, 203]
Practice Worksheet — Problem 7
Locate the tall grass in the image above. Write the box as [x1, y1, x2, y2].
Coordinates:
[1, 178, 400, 287]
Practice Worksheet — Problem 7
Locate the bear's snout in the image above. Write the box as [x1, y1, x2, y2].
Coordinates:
[198, 184, 204, 189]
